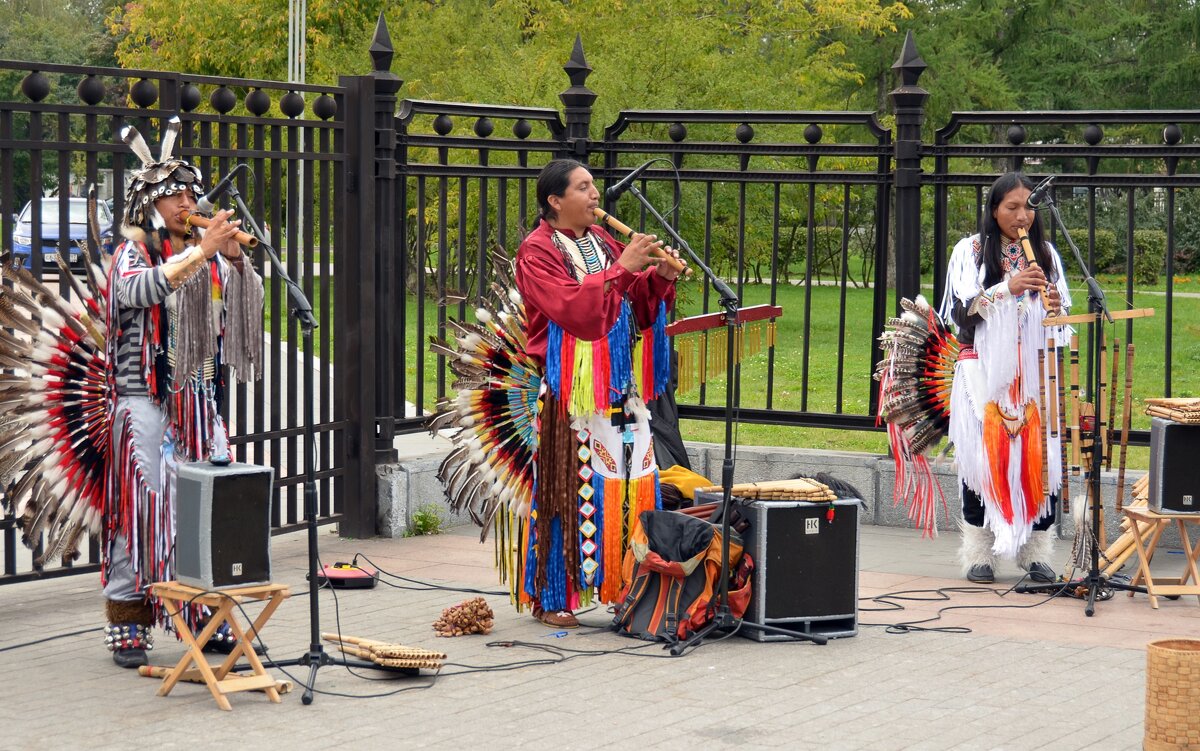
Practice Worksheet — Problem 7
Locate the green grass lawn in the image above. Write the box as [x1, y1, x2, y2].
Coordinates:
[277, 272, 1200, 469]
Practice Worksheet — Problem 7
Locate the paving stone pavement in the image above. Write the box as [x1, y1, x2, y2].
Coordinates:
[2, 521, 1197, 750]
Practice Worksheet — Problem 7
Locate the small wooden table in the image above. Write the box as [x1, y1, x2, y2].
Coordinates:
[1122, 508, 1200, 609]
[149, 581, 290, 710]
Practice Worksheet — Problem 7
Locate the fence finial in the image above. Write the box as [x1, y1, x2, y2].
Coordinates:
[560, 34, 596, 151]
[370, 11, 394, 75]
[891, 30, 927, 88]
[563, 34, 592, 88]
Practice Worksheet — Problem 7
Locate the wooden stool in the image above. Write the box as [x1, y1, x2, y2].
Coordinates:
[149, 581, 290, 710]
[1122, 508, 1200, 609]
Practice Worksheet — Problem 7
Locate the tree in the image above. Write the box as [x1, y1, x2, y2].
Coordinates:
[0, 0, 120, 207]
[109, 0, 909, 121]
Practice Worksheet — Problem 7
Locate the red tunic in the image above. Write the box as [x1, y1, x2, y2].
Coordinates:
[515, 218, 676, 366]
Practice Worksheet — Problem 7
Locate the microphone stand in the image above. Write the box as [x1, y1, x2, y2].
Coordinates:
[225, 188, 408, 704]
[613, 184, 827, 650]
[1012, 190, 1144, 615]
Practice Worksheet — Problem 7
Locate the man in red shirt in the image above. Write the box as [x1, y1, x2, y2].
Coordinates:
[514, 159, 683, 626]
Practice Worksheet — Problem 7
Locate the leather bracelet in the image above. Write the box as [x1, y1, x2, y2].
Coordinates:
[163, 251, 208, 290]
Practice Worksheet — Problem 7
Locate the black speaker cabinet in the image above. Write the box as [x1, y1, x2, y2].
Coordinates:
[175, 461, 274, 589]
[1150, 418, 1200, 513]
[736, 497, 860, 641]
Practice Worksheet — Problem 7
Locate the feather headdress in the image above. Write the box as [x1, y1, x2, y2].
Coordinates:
[121, 116, 204, 229]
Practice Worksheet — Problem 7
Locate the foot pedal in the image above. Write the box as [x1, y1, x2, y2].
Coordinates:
[316, 562, 378, 589]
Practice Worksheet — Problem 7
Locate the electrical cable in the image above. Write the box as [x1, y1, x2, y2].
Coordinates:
[858, 574, 1085, 635]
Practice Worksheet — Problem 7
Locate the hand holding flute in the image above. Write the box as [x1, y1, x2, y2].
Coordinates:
[1015, 227, 1061, 316]
[593, 207, 690, 279]
[176, 208, 259, 251]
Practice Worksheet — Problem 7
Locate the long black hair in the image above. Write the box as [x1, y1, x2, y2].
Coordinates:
[979, 172, 1056, 288]
[536, 159, 585, 221]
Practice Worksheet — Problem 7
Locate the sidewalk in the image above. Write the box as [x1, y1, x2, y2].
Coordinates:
[2, 519, 1196, 750]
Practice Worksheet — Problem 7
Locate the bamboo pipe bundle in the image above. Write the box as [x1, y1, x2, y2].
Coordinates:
[1077, 401, 1105, 548]
[1057, 346, 1071, 516]
[1132, 473, 1150, 499]
[1099, 473, 1152, 577]
[1145, 397, 1200, 424]
[323, 633, 446, 670]
[694, 478, 836, 502]
[1039, 349, 1051, 511]
[1097, 340, 1109, 470]
[337, 644, 446, 670]
[1069, 335, 1082, 472]
[1115, 343, 1136, 512]
[1106, 340, 1121, 470]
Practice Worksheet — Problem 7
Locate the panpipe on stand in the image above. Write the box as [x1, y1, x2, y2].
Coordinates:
[667, 304, 783, 394]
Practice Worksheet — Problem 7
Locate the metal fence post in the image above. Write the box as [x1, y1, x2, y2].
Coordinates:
[889, 31, 928, 306]
[336, 12, 399, 537]
[369, 13, 402, 465]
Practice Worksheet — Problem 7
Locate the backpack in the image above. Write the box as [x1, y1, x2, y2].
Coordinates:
[612, 509, 753, 643]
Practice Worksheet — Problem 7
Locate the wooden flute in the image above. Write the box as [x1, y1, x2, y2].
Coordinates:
[592, 207, 691, 275]
[176, 209, 259, 247]
[1016, 227, 1054, 315]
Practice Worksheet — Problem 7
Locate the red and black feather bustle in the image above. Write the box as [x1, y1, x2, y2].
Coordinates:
[0, 242, 112, 565]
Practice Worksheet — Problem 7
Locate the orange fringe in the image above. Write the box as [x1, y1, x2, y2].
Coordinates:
[982, 401, 1044, 527]
[1018, 403, 1044, 522]
[982, 402, 1015, 524]
[598, 474, 658, 604]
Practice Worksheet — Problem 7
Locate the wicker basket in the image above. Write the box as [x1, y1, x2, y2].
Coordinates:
[1145, 639, 1200, 750]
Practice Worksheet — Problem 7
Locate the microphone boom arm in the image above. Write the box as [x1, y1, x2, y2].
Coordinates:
[227, 185, 317, 330]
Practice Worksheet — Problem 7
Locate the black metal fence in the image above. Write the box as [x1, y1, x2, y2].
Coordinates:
[0, 60, 353, 582]
[387, 31, 1200, 449]
[3, 23, 1200, 584]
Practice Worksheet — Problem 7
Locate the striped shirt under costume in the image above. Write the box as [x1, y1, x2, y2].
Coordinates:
[102, 232, 264, 628]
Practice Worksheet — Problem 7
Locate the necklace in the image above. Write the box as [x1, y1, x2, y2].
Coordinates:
[1000, 238, 1025, 273]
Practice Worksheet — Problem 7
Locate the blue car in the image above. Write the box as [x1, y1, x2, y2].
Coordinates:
[12, 197, 114, 269]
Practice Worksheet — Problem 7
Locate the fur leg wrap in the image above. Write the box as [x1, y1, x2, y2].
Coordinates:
[1017, 529, 1055, 571]
[105, 598, 154, 628]
[959, 523, 996, 577]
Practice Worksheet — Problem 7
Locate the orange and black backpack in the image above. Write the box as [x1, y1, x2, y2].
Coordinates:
[612, 509, 753, 643]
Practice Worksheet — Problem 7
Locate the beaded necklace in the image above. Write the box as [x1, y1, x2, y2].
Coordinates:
[550, 226, 611, 281]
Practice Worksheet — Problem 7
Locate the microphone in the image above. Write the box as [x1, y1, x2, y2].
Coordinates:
[195, 164, 247, 214]
[605, 160, 655, 201]
[1026, 175, 1055, 210]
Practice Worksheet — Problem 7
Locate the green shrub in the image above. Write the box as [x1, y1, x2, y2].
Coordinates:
[1066, 228, 1119, 272]
[405, 502, 447, 537]
[1133, 229, 1167, 285]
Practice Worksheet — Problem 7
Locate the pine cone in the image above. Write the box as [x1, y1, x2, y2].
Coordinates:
[432, 597, 495, 637]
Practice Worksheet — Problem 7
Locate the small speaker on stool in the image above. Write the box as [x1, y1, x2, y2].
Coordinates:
[736, 497, 861, 641]
[175, 461, 274, 589]
[1150, 417, 1200, 513]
